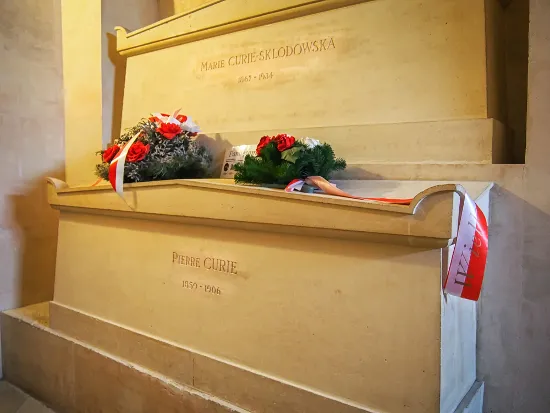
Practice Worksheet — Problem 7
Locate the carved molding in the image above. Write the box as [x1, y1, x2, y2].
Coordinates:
[116, 0, 372, 56]
[47, 177, 493, 248]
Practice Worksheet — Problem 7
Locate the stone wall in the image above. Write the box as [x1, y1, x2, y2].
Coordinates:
[158, 0, 214, 17]
[1, 1, 548, 411]
[479, 1, 550, 410]
[0, 0, 65, 376]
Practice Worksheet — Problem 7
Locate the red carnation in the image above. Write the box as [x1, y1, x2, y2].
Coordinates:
[176, 114, 188, 123]
[256, 135, 272, 156]
[273, 134, 296, 152]
[126, 141, 150, 163]
[157, 122, 183, 139]
[102, 145, 120, 163]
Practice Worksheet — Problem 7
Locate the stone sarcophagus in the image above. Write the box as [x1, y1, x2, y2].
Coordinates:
[46, 178, 491, 413]
[5, 0, 502, 412]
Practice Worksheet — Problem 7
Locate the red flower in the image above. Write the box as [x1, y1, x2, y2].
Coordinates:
[256, 135, 272, 156]
[273, 134, 296, 152]
[176, 114, 187, 123]
[157, 122, 183, 139]
[126, 141, 150, 163]
[102, 145, 120, 163]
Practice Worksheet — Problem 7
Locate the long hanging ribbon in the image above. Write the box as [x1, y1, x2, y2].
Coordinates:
[285, 177, 413, 204]
[285, 176, 488, 301]
[108, 131, 141, 198]
[443, 194, 488, 301]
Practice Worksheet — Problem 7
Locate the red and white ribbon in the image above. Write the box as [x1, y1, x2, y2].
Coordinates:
[285, 177, 413, 204]
[108, 132, 140, 198]
[443, 194, 488, 301]
[285, 176, 488, 301]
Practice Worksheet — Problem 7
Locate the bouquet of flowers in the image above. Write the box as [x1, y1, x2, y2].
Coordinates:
[95, 112, 212, 184]
[233, 134, 346, 186]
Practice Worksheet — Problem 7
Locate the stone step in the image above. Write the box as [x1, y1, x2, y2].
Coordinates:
[0, 304, 250, 413]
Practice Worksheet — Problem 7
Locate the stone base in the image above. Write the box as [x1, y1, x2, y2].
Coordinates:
[2, 302, 484, 413]
[0, 303, 245, 413]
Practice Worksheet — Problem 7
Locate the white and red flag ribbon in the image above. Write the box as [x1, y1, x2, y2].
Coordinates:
[108, 131, 141, 198]
[443, 194, 488, 301]
[285, 176, 488, 301]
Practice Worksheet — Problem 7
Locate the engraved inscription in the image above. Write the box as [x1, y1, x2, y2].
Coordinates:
[172, 252, 238, 275]
[199, 37, 336, 72]
[238, 72, 274, 83]
[182, 280, 222, 295]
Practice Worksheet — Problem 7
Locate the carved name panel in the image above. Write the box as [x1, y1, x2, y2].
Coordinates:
[121, 0, 489, 134]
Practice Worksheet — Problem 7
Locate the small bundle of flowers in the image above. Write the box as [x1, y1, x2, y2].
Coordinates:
[95, 112, 212, 183]
[233, 134, 346, 185]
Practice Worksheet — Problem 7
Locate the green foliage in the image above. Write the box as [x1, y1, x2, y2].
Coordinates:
[95, 119, 212, 183]
[234, 140, 346, 185]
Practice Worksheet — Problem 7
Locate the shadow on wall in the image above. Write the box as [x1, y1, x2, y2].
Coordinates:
[158, 0, 176, 19]
[478, 184, 550, 412]
[107, 32, 126, 144]
[8, 168, 65, 307]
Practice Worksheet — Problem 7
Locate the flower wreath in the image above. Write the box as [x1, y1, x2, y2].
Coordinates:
[233, 134, 346, 186]
[95, 112, 212, 184]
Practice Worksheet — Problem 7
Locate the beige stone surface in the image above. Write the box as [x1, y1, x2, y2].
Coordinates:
[0, 0, 65, 378]
[1, 304, 246, 413]
[49, 302, 194, 387]
[48, 178, 494, 247]
[46, 176, 491, 412]
[101, 0, 160, 147]
[60, 0, 103, 187]
[73, 345, 238, 413]
[52, 211, 444, 411]
[121, 0, 371, 55]
[159, 0, 220, 18]
[61, 0, 162, 185]
[199, 119, 507, 171]
[346, 2, 550, 411]
[49, 302, 365, 413]
[1, 308, 75, 412]
[120, 0, 494, 136]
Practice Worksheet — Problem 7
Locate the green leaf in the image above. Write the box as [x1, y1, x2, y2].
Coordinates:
[281, 147, 302, 164]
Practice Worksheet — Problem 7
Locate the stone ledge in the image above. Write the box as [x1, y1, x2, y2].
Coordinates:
[115, 0, 371, 56]
[48, 301, 370, 413]
[1, 303, 249, 413]
[47, 178, 492, 248]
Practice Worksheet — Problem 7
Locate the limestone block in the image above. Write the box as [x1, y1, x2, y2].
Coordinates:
[120, 0, 493, 129]
[1, 304, 246, 413]
[111, 0, 506, 165]
[44, 178, 491, 413]
[49, 302, 362, 413]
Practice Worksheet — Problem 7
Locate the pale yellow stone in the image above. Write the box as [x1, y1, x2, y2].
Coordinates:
[120, 0, 493, 132]
[200, 119, 507, 172]
[1, 304, 244, 413]
[114, 0, 504, 166]
[49, 301, 365, 413]
[44, 1, 501, 412]
[60, 0, 103, 186]
[46, 177, 491, 413]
